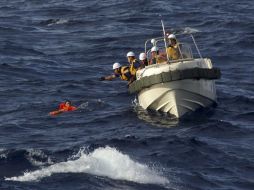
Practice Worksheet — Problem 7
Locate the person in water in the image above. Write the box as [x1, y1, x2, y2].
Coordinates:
[100, 62, 134, 85]
[49, 100, 77, 116]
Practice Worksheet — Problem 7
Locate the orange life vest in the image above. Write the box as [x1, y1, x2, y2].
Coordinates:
[59, 103, 77, 111]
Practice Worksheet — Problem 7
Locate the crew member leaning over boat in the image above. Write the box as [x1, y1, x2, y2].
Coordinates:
[166, 34, 181, 60]
[126, 51, 141, 76]
[149, 46, 167, 65]
[100, 62, 134, 85]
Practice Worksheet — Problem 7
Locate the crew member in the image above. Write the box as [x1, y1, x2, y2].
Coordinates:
[139, 52, 148, 68]
[166, 34, 181, 60]
[126, 51, 141, 76]
[149, 46, 166, 65]
[49, 100, 77, 116]
[100, 62, 134, 85]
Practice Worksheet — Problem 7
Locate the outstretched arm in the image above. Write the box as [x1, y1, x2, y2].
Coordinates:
[49, 110, 63, 116]
[100, 74, 117, 81]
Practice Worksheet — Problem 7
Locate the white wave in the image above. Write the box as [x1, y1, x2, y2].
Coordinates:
[47, 19, 69, 26]
[5, 147, 169, 185]
[0, 154, 7, 159]
[77, 102, 89, 110]
[26, 149, 54, 166]
[0, 148, 7, 159]
[183, 27, 200, 34]
[78, 99, 106, 111]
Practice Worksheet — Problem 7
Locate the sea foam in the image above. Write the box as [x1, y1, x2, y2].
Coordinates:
[5, 146, 169, 185]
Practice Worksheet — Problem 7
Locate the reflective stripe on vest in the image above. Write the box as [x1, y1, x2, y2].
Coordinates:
[120, 66, 132, 81]
[130, 59, 140, 75]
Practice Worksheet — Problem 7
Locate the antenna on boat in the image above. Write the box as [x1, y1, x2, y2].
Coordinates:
[161, 19, 170, 63]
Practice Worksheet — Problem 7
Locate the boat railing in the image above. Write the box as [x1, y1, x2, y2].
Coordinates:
[190, 34, 202, 58]
[144, 37, 163, 54]
[178, 43, 193, 59]
[138, 58, 198, 79]
[144, 33, 203, 64]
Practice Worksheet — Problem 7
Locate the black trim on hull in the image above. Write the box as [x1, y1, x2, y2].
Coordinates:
[128, 67, 221, 94]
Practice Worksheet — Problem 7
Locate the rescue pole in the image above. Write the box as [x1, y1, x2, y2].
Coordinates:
[161, 19, 170, 64]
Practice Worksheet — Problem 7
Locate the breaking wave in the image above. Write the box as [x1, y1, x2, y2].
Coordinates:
[0, 148, 7, 159]
[5, 147, 169, 185]
[25, 149, 54, 167]
[0, 149, 53, 167]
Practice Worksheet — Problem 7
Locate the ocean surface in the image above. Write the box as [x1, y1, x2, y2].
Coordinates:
[0, 0, 254, 189]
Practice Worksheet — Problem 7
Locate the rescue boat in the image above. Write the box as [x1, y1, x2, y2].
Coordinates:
[128, 33, 221, 118]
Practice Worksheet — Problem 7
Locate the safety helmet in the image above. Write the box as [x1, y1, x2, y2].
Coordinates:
[168, 34, 176, 39]
[151, 46, 159, 52]
[139, 53, 146, 61]
[151, 39, 156, 45]
[112, 62, 121, 70]
[126, 51, 135, 57]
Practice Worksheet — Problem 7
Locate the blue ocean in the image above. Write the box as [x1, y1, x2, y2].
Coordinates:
[0, 0, 254, 189]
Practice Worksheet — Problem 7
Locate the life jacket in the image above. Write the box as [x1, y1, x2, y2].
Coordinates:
[59, 103, 77, 111]
[150, 54, 166, 65]
[119, 66, 132, 81]
[166, 44, 180, 60]
[156, 54, 167, 64]
[129, 59, 140, 76]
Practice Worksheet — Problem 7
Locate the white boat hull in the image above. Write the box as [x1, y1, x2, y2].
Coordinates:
[135, 58, 218, 118]
[138, 79, 217, 118]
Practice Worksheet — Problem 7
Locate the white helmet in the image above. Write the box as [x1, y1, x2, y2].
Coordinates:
[151, 39, 156, 45]
[168, 34, 176, 39]
[126, 51, 135, 57]
[112, 62, 121, 70]
[139, 53, 146, 61]
[151, 46, 159, 52]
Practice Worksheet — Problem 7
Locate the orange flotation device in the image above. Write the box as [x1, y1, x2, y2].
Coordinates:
[49, 103, 77, 116]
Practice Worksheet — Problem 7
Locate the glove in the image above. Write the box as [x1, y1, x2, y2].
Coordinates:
[100, 76, 105, 81]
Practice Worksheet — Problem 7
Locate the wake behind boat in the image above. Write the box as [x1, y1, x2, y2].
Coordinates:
[129, 25, 221, 118]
